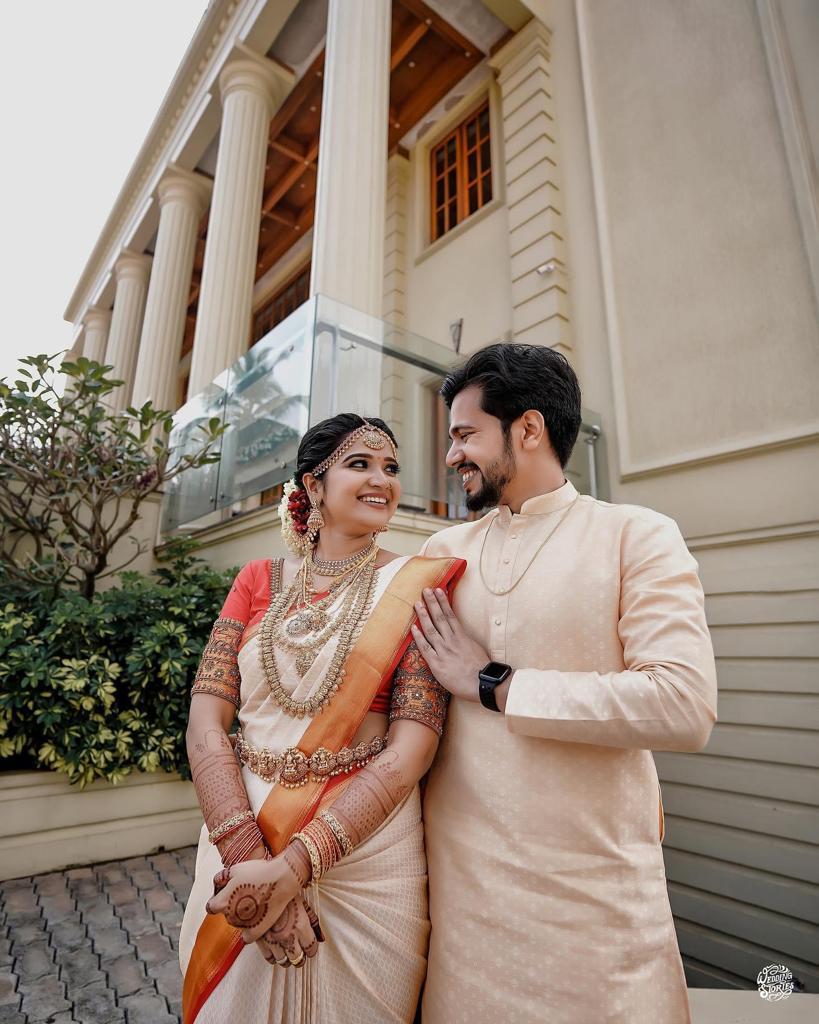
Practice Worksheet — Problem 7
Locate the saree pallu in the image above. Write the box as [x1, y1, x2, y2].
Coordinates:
[180, 554, 466, 1024]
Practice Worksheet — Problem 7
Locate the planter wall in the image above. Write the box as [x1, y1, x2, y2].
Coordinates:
[0, 769, 202, 881]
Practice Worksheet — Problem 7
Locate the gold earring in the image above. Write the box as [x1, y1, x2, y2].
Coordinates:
[306, 498, 325, 543]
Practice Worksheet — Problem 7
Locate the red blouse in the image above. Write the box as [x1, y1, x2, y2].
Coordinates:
[191, 557, 460, 734]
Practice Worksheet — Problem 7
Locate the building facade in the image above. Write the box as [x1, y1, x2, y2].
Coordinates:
[64, 0, 819, 991]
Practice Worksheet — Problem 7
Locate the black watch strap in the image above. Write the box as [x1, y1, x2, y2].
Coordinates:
[478, 662, 512, 712]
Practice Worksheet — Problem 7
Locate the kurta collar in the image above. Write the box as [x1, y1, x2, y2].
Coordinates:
[496, 479, 578, 523]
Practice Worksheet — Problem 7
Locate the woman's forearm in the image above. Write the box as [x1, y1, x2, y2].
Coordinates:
[323, 747, 412, 848]
[291, 723, 436, 879]
[188, 722, 265, 864]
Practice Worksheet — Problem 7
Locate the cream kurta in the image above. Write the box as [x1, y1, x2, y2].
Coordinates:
[420, 480, 717, 1024]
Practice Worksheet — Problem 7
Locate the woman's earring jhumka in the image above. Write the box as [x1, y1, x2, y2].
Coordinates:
[306, 499, 325, 543]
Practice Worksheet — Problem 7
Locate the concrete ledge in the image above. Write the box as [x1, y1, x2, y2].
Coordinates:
[689, 989, 818, 1022]
[0, 769, 202, 880]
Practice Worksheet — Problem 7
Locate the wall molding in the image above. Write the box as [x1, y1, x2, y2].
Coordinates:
[686, 519, 819, 551]
[619, 424, 819, 481]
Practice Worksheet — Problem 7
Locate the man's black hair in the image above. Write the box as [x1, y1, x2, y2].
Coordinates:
[440, 343, 582, 467]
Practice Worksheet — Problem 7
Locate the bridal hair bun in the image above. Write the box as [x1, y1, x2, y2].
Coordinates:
[279, 480, 312, 554]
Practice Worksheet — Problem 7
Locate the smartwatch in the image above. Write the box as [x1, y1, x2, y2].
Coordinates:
[478, 661, 512, 712]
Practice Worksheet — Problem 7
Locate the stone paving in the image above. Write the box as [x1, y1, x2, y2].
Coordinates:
[0, 846, 197, 1024]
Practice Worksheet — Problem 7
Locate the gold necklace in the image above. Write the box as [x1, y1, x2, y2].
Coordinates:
[275, 550, 377, 675]
[259, 556, 378, 715]
[478, 497, 580, 597]
[311, 539, 377, 576]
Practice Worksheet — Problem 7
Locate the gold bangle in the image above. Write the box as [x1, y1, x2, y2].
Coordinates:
[292, 831, 323, 882]
[208, 809, 254, 845]
[319, 811, 353, 857]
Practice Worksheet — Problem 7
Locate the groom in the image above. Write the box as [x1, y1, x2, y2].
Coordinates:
[413, 343, 717, 1024]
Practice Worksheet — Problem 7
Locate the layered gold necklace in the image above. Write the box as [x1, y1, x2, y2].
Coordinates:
[259, 543, 379, 716]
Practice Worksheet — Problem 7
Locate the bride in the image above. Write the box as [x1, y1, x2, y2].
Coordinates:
[179, 413, 465, 1023]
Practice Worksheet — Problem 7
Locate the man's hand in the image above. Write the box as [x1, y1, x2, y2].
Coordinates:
[411, 588, 489, 702]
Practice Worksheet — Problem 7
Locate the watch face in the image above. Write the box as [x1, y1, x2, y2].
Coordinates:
[481, 662, 511, 681]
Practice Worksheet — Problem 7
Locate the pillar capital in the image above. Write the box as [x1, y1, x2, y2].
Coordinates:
[82, 305, 112, 331]
[114, 250, 152, 284]
[158, 165, 213, 215]
[218, 44, 294, 117]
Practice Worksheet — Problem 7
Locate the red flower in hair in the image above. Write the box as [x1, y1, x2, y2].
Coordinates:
[287, 485, 311, 534]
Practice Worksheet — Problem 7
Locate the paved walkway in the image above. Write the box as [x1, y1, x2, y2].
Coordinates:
[3, 850, 817, 1024]
[0, 846, 196, 1024]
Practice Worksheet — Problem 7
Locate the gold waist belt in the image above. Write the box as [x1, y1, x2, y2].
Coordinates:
[235, 729, 386, 788]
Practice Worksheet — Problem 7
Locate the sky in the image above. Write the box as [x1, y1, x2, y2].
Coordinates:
[0, 1, 209, 383]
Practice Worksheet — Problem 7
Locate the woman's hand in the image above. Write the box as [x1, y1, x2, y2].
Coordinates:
[206, 852, 304, 943]
[255, 897, 323, 967]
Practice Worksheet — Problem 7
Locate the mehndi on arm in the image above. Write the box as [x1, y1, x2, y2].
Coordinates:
[291, 639, 448, 880]
[187, 569, 267, 866]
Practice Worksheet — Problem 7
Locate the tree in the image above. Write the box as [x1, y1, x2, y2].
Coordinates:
[0, 353, 223, 598]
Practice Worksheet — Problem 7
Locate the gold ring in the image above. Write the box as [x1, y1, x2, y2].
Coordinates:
[291, 953, 305, 967]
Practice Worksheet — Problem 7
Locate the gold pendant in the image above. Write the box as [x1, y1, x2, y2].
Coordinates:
[285, 607, 327, 638]
[295, 650, 316, 677]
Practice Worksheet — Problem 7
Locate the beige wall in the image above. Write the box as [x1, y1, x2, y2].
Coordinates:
[403, 77, 513, 353]
[512, 0, 819, 988]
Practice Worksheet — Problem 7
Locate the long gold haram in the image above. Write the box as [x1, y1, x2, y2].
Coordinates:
[259, 556, 378, 717]
[478, 496, 580, 597]
[273, 550, 378, 677]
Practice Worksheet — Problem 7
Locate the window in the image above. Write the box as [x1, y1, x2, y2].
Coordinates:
[430, 102, 492, 242]
[251, 264, 310, 346]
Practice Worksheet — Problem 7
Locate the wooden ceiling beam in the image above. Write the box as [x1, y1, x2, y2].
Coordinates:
[261, 141, 319, 215]
[395, 0, 482, 57]
[395, 55, 472, 130]
[262, 203, 299, 228]
[390, 21, 429, 70]
[267, 50, 325, 141]
[270, 135, 315, 166]
[256, 205, 315, 280]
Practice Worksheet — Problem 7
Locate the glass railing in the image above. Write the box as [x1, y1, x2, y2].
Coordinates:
[161, 294, 605, 532]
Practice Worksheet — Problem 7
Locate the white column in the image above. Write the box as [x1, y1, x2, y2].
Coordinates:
[310, 0, 391, 316]
[81, 307, 112, 364]
[489, 19, 573, 353]
[188, 48, 293, 396]
[132, 168, 212, 411]
[105, 251, 152, 410]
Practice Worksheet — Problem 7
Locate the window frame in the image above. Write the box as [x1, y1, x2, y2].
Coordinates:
[429, 99, 493, 243]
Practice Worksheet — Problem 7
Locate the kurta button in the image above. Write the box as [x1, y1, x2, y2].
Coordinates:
[503, 558, 510, 564]
[510, 534, 517, 539]
[494, 618, 501, 625]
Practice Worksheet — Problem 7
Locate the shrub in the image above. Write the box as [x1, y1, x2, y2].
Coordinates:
[0, 542, 236, 786]
[0, 353, 223, 598]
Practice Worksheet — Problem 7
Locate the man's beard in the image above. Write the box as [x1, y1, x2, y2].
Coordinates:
[465, 435, 515, 512]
